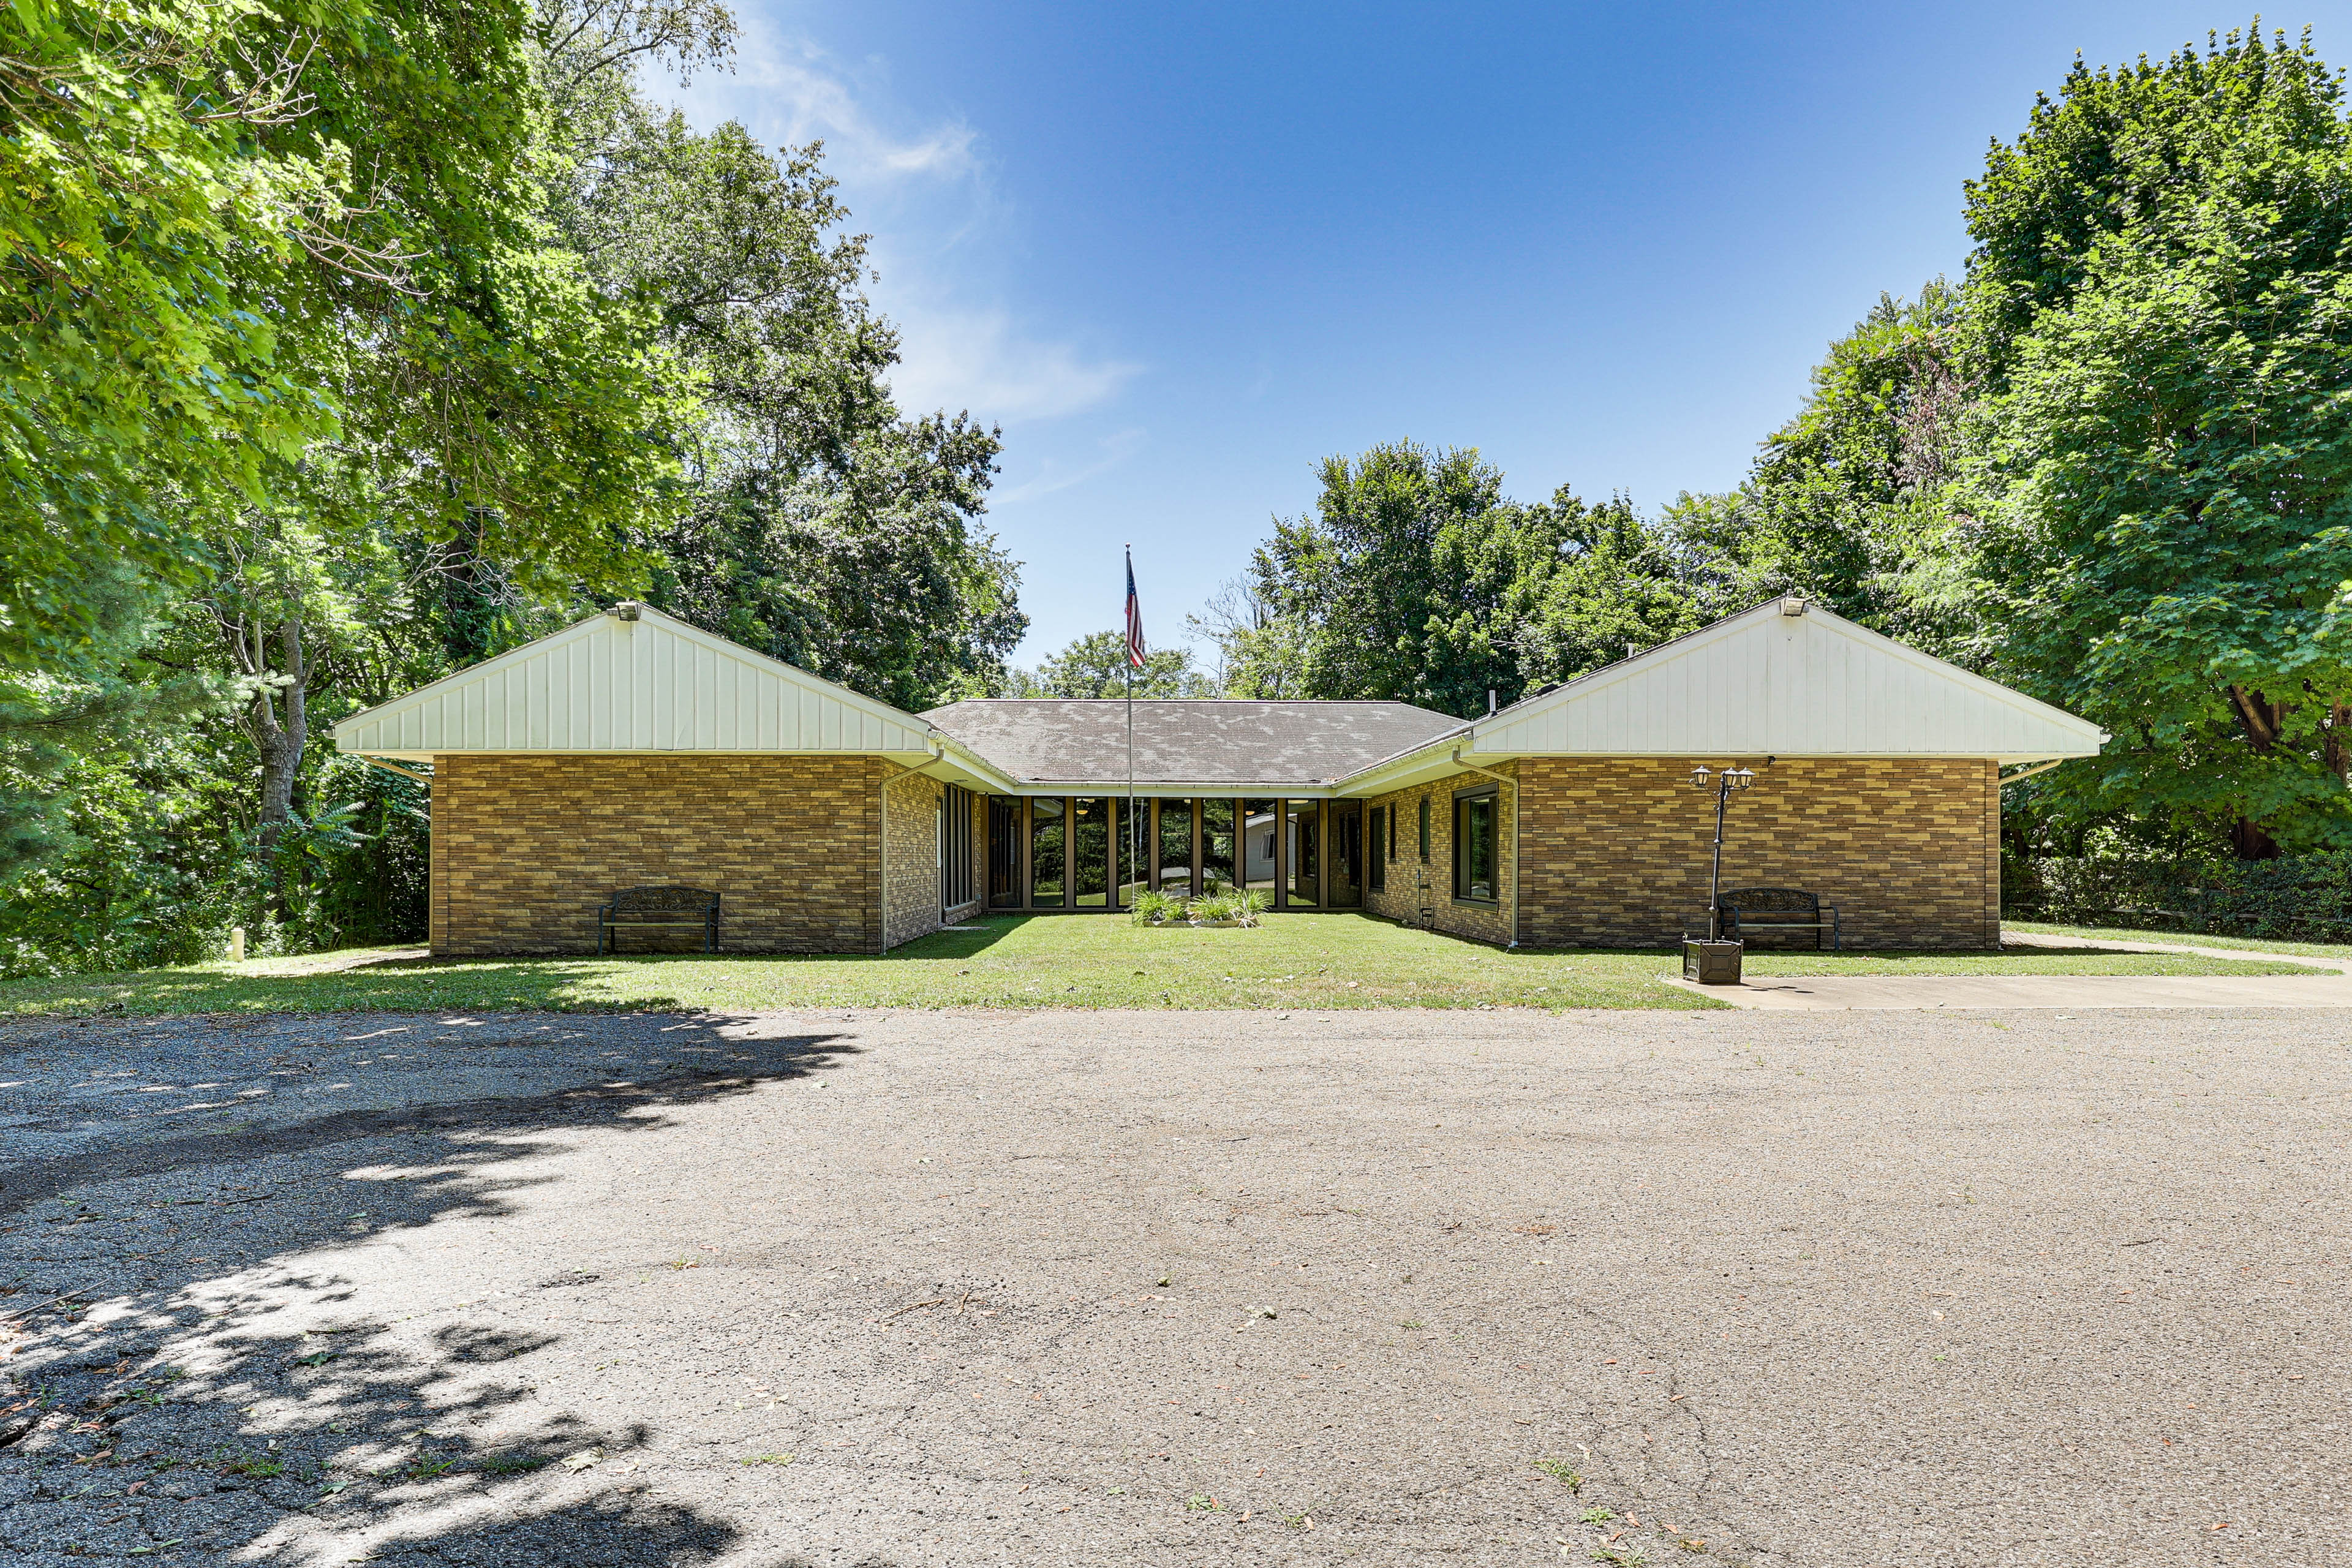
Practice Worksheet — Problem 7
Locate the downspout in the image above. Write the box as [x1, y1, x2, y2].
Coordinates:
[1451, 747, 1518, 948]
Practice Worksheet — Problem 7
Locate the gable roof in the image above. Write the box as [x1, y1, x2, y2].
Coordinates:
[334, 605, 938, 760]
[921, 699, 1467, 790]
[1461, 596, 2106, 764]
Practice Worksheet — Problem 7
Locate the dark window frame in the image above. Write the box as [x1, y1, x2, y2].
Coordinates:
[1368, 804, 1387, 892]
[1451, 783, 1499, 905]
[1417, 796, 1431, 862]
[940, 785, 976, 911]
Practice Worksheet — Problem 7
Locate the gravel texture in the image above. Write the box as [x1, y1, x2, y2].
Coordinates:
[0, 1005, 2345, 1567]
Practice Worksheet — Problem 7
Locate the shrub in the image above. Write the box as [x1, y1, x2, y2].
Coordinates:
[2006, 850, 2352, 943]
[1130, 889, 1180, 925]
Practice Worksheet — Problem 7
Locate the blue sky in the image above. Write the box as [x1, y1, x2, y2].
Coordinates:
[663, 4, 2352, 665]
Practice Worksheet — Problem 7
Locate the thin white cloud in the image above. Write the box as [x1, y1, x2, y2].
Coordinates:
[994, 428, 1147, 503]
[888, 306, 1141, 424]
[666, 21, 980, 184]
[653, 18, 1137, 426]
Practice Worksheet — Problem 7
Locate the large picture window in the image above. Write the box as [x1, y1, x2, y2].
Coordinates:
[1242, 799, 1277, 895]
[1030, 797, 1066, 907]
[1157, 799, 1193, 897]
[940, 785, 975, 910]
[1284, 801, 1320, 907]
[988, 796, 1022, 908]
[1072, 797, 1110, 907]
[1452, 786, 1498, 903]
[1202, 799, 1236, 891]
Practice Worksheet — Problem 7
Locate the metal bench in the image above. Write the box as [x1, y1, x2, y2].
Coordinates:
[597, 886, 720, 954]
[1716, 887, 1841, 951]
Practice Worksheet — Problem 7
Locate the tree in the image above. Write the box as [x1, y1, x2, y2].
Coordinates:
[1235, 443, 1697, 714]
[537, 5, 1027, 707]
[1662, 283, 1976, 648]
[1, 0, 352, 669]
[1008, 633, 1212, 699]
[1966, 28, 2352, 856]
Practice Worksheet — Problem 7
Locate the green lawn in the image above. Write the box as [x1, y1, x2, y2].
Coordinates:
[2005, 919, 2352, 963]
[0, 914, 2313, 1017]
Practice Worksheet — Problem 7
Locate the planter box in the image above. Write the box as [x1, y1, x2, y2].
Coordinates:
[1682, 939, 1744, 985]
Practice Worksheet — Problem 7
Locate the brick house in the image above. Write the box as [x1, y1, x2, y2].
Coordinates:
[334, 596, 2105, 956]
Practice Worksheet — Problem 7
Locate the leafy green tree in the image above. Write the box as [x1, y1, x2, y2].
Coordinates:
[1966, 28, 2352, 856]
[1006, 633, 1212, 699]
[1234, 443, 1697, 714]
[1, 0, 347, 668]
[1662, 283, 1975, 646]
[534, 6, 1026, 707]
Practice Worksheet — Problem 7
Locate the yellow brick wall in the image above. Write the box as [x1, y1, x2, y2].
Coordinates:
[1360, 765, 1517, 946]
[884, 767, 945, 950]
[1515, 757, 1999, 950]
[428, 755, 891, 956]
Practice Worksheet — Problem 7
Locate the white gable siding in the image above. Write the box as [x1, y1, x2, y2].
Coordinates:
[1469, 600, 2105, 763]
[335, 608, 937, 758]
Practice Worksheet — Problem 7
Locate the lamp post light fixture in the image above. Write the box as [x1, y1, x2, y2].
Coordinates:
[1689, 764, 1757, 940]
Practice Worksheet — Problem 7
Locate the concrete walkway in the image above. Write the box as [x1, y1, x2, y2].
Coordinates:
[1666, 929, 2352, 1009]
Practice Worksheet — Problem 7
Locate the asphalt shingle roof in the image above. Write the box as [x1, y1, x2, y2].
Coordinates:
[921, 699, 1468, 788]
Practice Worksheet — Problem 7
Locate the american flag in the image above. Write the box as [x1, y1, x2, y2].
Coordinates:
[1124, 549, 1145, 668]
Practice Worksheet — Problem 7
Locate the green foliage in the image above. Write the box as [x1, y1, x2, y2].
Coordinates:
[1011, 632, 1211, 698]
[1662, 281, 1976, 649]
[537, 27, 1025, 707]
[1966, 26, 2352, 854]
[0, 0, 337, 666]
[1231, 442, 1699, 714]
[1129, 889, 1182, 925]
[2007, 848, 2352, 943]
[0, 0, 1028, 971]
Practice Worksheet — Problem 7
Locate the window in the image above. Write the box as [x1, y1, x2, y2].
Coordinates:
[1156, 799, 1193, 897]
[1202, 799, 1236, 891]
[1417, 796, 1430, 862]
[1284, 801, 1320, 907]
[940, 785, 975, 910]
[1072, 797, 1110, 907]
[1329, 801, 1362, 907]
[1453, 786, 1498, 903]
[1116, 799, 1141, 906]
[1030, 797, 1065, 907]
[1242, 799, 1276, 895]
[988, 796, 1022, 908]
[1368, 805, 1387, 892]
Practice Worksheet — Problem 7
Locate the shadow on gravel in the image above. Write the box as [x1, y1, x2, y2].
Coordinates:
[0, 1013, 860, 1567]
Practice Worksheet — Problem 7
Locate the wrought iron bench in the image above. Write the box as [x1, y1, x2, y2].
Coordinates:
[1716, 887, 1841, 951]
[596, 886, 720, 954]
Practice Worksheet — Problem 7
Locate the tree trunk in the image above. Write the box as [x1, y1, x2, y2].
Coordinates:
[2230, 817, 2281, 860]
[2224, 684, 2288, 861]
[251, 618, 309, 916]
[2325, 702, 2351, 789]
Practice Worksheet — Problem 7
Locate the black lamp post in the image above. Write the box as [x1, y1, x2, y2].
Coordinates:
[1689, 764, 1757, 940]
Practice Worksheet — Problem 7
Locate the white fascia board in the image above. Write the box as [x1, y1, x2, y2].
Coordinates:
[929, 736, 1020, 792]
[1332, 735, 1482, 797]
[1005, 780, 1341, 797]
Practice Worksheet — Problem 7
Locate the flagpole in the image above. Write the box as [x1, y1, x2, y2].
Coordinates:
[1125, 545, 1136, 907]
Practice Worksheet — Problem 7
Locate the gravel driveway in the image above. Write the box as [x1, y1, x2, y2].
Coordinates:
[1, 1005, 2344, 1568]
